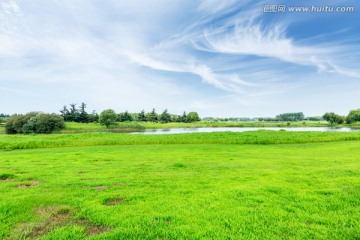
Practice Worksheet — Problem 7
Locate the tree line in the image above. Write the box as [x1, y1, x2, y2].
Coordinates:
[257, 110, 360, 124]
[3, 103, 202, 133]
[323, 109, 360, 124]
[3, 106, 360, 134]
[98, 108, 201, 128]
[258, 112, 306, 122]
[59, 103, 201, 125]
[60, 103, 99, 123]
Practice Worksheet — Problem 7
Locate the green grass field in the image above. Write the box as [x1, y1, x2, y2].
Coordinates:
[1, 131, 360, 239]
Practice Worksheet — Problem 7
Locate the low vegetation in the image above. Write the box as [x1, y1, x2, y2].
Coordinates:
[5, 112, 65, 134]
[1, 130, 360, 150]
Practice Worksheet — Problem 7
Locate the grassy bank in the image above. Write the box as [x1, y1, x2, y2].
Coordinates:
[1, 131, 360, 150]
[63, 121, 335, 131]
[1, 139, 359, 239]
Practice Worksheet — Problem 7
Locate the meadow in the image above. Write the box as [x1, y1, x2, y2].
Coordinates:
[0, 131, 360, 239]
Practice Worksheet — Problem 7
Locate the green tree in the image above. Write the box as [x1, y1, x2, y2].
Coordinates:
[118, 111, 133, 122]
[323, 112, 344, 125]
[60, 105, 70, 121]
[146, 108, 158, 122]
[137, 110, 146, 122]
[6, 112, 65, 134]
[179, 112, 187, 123]
[88, 110, 99, 123]
[276, 112, 304, 121]
[78, 102, 89, 123]
[159, 109, 171, 123]
[22, 114, 65, 134]
[171, 114, 180, 123]
[186, 112, 201, 122]
[99, 109, 117, 128]
[68, 103, 79, 122]
[347, 109, 360, 123]
[5, 112, 38, 134]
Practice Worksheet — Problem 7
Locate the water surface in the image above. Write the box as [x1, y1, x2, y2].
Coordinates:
[131, 127, 360, 135]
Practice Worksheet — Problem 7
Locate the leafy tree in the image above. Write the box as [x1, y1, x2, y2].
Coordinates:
[5, 112, 38, 134]
[347, 109, 360, 123]
[159, 109, 171, 123]
[171, 114, 180, 123]
[323, 112, 344, 125]
[4, 117, 17, 134]
[99, 109, 117, 128]
[146, 108, 158, 122]
[186, 112, 201, 122]
[137, 110, 146, 122]
[22, 114, 65, 134]
[5, 112, 65, 134]
[276, 112, 304, 121]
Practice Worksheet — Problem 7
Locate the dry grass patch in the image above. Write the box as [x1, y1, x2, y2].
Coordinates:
[5, 206, 74, 239]
[17, 181, 39, 188]
[113, 182, 127, 186]
[95, 185, 108, 191]
[27, 207, 73, 238]
[103, 197, 125, 206]
[10, 206, 110, 238]
[76, 218, 111, 236]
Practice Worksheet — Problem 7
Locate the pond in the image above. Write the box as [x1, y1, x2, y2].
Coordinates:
[130, 127, 360, 135]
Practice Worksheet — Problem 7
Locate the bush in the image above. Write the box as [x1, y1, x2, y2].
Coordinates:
[5, 113, 65, 134]
[99, 109, 117, 128]
[323, 112, 345, 125]
[347, 109, 360, 123]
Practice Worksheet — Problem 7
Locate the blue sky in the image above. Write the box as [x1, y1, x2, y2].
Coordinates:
[1, 0, 359, 117]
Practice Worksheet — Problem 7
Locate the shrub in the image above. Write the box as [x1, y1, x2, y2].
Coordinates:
[347, 109, 360, 123]
[323, 112, 345, 125]
[99, 109, 117, 128]
[5, 113, 65, 134]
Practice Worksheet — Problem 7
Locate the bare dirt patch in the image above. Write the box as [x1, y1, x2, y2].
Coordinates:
[113, 183, 127, 186]
[76, 218, 111, 236]
[35, 206, 59, 217]
[28, 207, 73, 238]
[17, 181, 39, 188]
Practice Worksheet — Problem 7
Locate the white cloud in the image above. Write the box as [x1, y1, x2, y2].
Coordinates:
[0, 0, 359, 116]
[1, 0, 21, 16]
